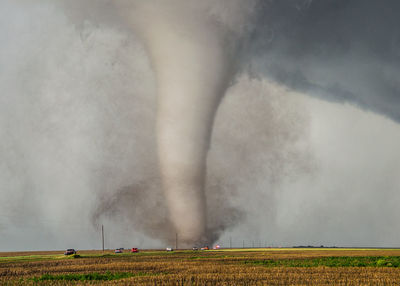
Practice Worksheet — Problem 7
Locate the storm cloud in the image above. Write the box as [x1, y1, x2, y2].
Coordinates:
[248, 0, 400, 121]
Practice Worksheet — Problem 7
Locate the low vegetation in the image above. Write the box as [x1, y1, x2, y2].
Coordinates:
[30, 271, 150, 282]
[1, 248, 400, 285]
[246, 256, 400, 267]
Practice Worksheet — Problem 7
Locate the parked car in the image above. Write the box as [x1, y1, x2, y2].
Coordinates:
[192, 247, 199, 251]
[166, 247, 173, 252]
[131, 248, 139, 253]
[201, 246, 209, 250]
[64, 249, 76, 255]
[114, 249, 123, 254]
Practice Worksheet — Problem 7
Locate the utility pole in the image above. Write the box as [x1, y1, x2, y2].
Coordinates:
[229, 237, 232, 249]
[175, 233, 178, 250]
[242, 240, 245, 249]
[102, 225, 104, 253]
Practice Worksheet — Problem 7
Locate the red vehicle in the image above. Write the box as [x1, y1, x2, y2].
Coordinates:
[131, 248, 139, 253]
[201, 246, 209, 250]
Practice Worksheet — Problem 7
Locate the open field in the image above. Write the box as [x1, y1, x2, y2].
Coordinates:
[1, 248, 400, 285]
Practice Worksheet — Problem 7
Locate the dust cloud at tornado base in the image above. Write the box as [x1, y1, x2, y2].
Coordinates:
[93, 75, 312, 248]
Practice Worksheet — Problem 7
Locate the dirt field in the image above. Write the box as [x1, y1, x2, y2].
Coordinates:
[1, 248, 400, 285]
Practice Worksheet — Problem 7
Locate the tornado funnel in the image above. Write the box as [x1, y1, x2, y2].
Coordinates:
[116, 1, 239, 246]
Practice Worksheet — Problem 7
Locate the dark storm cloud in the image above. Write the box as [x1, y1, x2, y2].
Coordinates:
[248, 0, 400, 121]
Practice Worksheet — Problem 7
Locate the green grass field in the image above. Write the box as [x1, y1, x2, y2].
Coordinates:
[1, 248, 400, 285]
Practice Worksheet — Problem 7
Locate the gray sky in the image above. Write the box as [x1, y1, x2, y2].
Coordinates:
[1, 0, 400, 251]
[249, 0, 400, 121]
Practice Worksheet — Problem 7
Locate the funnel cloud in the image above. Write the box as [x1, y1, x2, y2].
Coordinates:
[113, 0, 256, 246]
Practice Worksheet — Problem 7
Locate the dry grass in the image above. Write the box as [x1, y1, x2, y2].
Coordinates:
[1, 248, 400, 285]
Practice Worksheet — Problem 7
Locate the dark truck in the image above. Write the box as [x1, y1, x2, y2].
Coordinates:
[64, 249, 76, 255]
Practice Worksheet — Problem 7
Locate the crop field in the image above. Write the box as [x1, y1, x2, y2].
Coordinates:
[1, 248, 400, 285]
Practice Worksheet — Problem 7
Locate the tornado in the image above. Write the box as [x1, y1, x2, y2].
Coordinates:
[115, 0, 252, 246]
